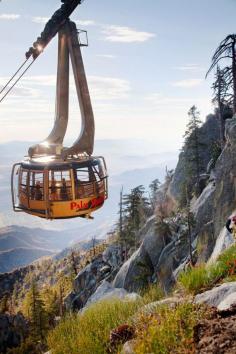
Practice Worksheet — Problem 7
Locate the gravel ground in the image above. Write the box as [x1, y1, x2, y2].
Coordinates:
[194, 305, 236, 353]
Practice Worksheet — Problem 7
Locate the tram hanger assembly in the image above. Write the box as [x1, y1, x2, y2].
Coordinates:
[5, 0, 108, 220]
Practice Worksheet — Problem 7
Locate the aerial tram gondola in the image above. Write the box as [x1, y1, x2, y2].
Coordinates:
[2, 0, 108, 219]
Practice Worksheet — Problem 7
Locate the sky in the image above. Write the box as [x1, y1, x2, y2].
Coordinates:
[0, 0, 236, 153]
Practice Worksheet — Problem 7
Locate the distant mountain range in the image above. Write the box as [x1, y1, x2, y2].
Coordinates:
[0, 248, 53, 273]
[0, 225, 95, 272]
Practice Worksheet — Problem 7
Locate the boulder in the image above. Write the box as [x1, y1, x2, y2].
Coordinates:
[208, 226, 234, 264]
[195, 282, 236, 308]
[64, 254, 115, 311]
[139, 296, 182, 316]
[113, 246, 154, 292]
[138, 215, 156, 242]
[173, 257, 189, 280]
[196, 221, 216, 263]
[113, 216, 192, 294]
[85, 280, 140, 307]
[217, 292, 236, 311]
[102, 244, 122, 269]
[112, 216, 179, 293]
[142, 222, 169, 268]
[191, 182, 216, 233]
[156, 227, 190, 293]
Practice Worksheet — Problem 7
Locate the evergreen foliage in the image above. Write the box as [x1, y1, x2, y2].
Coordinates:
[207, 34, 236, 113]
[212, 67, 229, 146]
[0, 294, 9, 313]
[149, 178, 161, 208]
[210, 140, 222, 169]
[22, 281, 48, 343]
[181, 105, 204, 202]
[117, 185, 151, 252]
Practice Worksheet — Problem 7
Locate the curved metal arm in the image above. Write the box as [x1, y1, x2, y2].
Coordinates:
[62, 21, 94, 157]
[26, 0, 83, 59]
[28, 20, 94, 158]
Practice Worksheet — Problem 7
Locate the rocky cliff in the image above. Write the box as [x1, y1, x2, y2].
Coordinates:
[108, 115, 236, 294]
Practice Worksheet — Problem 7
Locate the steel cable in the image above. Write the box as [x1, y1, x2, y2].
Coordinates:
[0, 58, 30, 95]
[0, 59, 35, 104]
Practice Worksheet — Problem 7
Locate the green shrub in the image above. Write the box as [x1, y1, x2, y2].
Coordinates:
[47, 298, 140, 354]
[178, 264, 209, 294]
[178, 244, 236, 294]
[217, 244, 236, 276]
[141, 283, 164, 304]
[134, 303, 205, 354]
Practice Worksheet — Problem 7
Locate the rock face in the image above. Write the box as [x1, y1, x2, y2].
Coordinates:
[156, 229, 190, 293]
[208, 227, 234, 264]
[64, 245, 123, 311]
[191, 182, 216, 233]
[113, 246, 154, 292]
[0, 312, 28, 353]
[195, 282, 236, 310]
[102, 244, 122, 269]
[211, 117, 236, 237]
[193, 116, 236, 261]
[170, 116, 236, 265]
[113, 215, 172, 291]
[0, 265, 34, 299]
[65, 254, 110, 310]
[85, 280, 140, 307]
[113, 218, 190, 293]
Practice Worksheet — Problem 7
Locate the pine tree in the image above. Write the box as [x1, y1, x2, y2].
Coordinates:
[0, 294, 9, 313]
[183, 105, 203, 197]
[23, 281, 48, 343]
[149, 178, 161, 209]
[91, 236, 97, 257]
[41, 287, 59, 325]
[212, 66, 227, 147]
[122, 185, 150, 250]
[206, 34, 236, 113]
[117, 186, 127, 260]
[70, 250, 79, 276]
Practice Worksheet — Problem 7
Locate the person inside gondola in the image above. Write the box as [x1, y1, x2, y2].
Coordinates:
[74, 170, 80, 199]
[50, 179, 57, 201]
[35, 181, 43, 200]
[60, 178, 68, 200]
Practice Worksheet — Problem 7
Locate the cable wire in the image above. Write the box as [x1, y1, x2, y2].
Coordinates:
[0, 59, 35, 104]
[0, 58, 30, 95]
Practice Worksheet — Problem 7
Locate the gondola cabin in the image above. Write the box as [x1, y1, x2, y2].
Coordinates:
[5, 7, 109, 220]
[11, 156, 108, 219]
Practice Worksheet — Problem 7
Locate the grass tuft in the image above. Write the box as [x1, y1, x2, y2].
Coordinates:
[178, 244, 236, 294]
[47, 298, 140, 354]
[141, 283, 164, 304]
[134, 303, 205, 354]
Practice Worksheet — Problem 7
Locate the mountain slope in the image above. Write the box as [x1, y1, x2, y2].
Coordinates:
[0, 247, 53, 273]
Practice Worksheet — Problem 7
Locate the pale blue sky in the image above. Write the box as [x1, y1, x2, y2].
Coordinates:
[0, 0, 236, 152]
